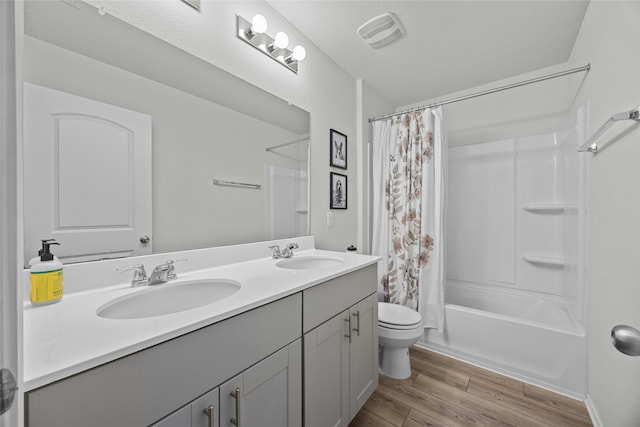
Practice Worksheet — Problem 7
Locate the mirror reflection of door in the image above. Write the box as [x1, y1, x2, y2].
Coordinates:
[23, 83, 152, 266]
[23, 0, 310, 259]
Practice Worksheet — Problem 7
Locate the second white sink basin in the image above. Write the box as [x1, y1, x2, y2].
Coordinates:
[97, 279, 241, 320]
[276, 256, 343, 270]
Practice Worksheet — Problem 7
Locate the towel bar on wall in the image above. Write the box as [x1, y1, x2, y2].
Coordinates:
[212, 179, 261, 190]
[577, 106, 640, 153]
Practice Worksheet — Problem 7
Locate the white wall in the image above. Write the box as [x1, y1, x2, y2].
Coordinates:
[397, 61, 585, 147]
[24, 36, 303, 253]
[357, 80, 395, 254]
[87, 0, 358, 251]
[566, 2, 640, 425]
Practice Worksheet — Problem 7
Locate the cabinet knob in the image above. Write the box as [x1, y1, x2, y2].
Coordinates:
[140, 235, 150, 244]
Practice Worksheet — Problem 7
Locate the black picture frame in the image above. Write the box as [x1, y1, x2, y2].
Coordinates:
[330, 129, 347, 169]
[330, 172, 347, 209]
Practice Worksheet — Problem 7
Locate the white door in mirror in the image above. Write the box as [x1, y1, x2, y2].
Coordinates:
[23, 83, 152, 265]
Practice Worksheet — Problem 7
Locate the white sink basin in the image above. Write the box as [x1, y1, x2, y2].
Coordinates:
[97, 279, 241, 320]
[276, 256, 343, 270]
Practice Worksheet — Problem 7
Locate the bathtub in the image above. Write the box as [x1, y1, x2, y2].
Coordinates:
[420, 280, 586, 398]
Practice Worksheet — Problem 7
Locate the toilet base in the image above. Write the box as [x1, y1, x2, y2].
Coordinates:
[379, 346, 412, 379]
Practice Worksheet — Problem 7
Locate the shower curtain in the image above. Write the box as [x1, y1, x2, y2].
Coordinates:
[371, 108, 445, 331]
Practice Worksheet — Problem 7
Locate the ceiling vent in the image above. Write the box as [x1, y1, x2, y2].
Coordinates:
[357, 12, 405, 49]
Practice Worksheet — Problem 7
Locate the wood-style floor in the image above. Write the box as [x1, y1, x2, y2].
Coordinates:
[350, 346, 593, 427]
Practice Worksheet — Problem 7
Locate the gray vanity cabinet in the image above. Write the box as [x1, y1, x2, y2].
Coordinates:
[26, 294, 301, 427]
[152, 387, 218, 427]
[219, 340, 302, 427]
[153, 339, 302, 427]
[151, 405, 193, 427]
[303, 265, 378, 427]
[25, 264, 379, 427]
[347, 294, 378, 416]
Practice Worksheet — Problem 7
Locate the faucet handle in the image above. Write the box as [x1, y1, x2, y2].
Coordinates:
[164, 258, 187, 280]
[286, 243, 299, 250]
[268, 245, 282, 259]
[116, 264, 148, 287]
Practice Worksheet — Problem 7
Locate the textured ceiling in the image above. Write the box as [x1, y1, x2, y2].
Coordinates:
[268, 0, 590, 107]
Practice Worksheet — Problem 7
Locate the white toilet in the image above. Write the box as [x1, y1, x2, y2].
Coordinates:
[378, 302, 423, 379]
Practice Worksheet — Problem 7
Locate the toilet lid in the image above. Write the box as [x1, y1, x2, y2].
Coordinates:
[378, 302, 422, 328]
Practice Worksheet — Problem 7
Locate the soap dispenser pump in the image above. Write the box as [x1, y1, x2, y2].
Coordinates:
[29, 239, 64, 306]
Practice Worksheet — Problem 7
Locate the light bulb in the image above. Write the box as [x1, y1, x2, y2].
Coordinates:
[250, 14, 267, 34]
[274, 32, 289, 49]
[292, 45, 307, 61]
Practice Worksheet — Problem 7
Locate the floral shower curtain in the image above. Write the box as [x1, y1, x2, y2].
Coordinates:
[371, 107, 445, 331]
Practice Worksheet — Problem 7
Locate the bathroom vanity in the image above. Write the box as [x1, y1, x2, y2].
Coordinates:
[22, 237, 379, 427]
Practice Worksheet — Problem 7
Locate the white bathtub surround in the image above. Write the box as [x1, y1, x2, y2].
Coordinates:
[371, 107, 445, 331]
[423, 107, 589, 397]
[22, 236, 379, 391]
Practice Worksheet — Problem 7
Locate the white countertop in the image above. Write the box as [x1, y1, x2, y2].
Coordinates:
[23, 241, 379, 391]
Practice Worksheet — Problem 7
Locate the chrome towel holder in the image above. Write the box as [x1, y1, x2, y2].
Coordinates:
[212, 179, 261, 190]
[577, 106, 640, 153]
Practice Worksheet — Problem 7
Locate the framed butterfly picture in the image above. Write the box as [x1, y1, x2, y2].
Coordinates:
[330, 129, 347, 169]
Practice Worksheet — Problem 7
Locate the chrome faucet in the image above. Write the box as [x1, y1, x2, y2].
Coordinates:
[148, 263, 171, 285]
[269, 243, 299, 259]
[283, 243, 299, 258]
[268, 245, 283, 259]
[117, 259, 186, 287]
[148, 259, 186, 285]
[117, 264, 149, 287]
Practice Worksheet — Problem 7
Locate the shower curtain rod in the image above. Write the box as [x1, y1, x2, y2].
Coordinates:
[368, 64, 591, 123]
[265, 134, 310, 152]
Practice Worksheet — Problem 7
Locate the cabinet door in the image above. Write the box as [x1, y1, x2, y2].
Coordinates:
[349, 294, 378, 418]
[304, 310, 350, 427]
[150, 405, 191, 427]
[220, 340, 301, 427]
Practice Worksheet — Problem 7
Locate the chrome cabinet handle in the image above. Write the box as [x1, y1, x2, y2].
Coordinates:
[344, 317, 352, 343]
[230, 387, 241, 426]
[352, 310, 360, 337]
[203, 404, 215, 427]
[140, 235, 150, 244]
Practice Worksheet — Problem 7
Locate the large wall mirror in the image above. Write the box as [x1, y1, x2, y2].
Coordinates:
[23, 1, 310, 266]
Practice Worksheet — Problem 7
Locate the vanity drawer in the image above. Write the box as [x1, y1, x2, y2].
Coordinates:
[303, 264, 376, 333]
[26, 293, 302, 427]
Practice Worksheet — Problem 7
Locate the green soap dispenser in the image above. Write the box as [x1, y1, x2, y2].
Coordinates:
[29, 240, 64, 306]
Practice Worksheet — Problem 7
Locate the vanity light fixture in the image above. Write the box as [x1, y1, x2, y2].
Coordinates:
[237, 14, 306, 74]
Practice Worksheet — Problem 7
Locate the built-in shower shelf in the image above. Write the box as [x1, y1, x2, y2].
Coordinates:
[522, 254, 566, 268]
[522, 203, 578, 213]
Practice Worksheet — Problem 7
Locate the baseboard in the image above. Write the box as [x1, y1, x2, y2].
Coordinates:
[584, 394, 603, 427]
